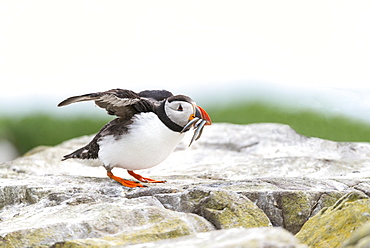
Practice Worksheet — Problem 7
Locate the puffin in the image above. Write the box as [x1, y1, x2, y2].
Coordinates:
[58, 89, 212, 187]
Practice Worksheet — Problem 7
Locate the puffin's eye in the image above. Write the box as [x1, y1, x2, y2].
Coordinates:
[177, 104, 183, 111]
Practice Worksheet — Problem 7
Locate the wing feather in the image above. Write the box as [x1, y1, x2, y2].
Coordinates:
[58, 89, 143, 117]
[138, 90, 173, 101]
[58, 89, 174, 118]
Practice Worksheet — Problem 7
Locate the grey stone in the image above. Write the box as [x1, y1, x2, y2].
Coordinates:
[123, 227, 308, 248]
[154, 187, 271, 229]
[0, 177, 215, 247]
[1, 123, 370, 247]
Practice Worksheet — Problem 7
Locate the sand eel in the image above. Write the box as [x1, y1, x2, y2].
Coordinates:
[58, 89, 212, 187]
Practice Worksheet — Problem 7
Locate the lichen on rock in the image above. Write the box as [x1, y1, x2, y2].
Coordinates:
[296, 192, 370, 248]
[154, 187, 271, 229]
[342, 221, 370, 248]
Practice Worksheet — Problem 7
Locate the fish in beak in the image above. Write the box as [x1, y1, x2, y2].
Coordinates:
[181, 105, 212, 147]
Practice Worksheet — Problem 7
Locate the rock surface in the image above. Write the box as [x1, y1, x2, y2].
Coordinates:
[1, 123, 370, 247]
[296, 191, 370, 248]
[343, 221, 370, 248]
[124, 227, 308, 248]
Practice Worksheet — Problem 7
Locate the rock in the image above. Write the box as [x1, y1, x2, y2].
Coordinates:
[257, 189, 345, 234]
[153, 187, 271, 229]
[51, 203, 214, 247]
[0, 177, 215, 247]
[0, 139, 18, 162]
[343, 221, 370, 248]
[1, 123, 370, 247]
[123, 227, 308, 248]
[296, 192, 370, 248]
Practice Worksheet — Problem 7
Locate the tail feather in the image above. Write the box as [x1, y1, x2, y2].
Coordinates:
[62, 146, 98, 161]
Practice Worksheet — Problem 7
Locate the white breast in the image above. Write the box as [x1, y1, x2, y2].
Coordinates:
[97, 112, 185, 170]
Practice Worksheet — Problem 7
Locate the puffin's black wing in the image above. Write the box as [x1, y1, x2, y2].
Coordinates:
[138, 90, 173, 101]
[58, 89, 170, 118]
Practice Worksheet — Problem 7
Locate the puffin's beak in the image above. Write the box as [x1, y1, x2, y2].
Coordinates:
[182, 105, 211, 146]
[194, 106, 212, 125]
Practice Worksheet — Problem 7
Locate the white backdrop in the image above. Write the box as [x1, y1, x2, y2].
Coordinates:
[1, 1, 370, 120]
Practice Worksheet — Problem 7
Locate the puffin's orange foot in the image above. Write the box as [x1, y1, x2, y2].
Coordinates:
[107, 171, 146, 188]
[128, 170, 166, 183]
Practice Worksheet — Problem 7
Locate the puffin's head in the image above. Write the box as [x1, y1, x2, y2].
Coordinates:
[164, 95, 212, 128]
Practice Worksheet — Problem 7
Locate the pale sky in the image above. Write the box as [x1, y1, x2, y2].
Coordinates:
[1, 1, 370, 120]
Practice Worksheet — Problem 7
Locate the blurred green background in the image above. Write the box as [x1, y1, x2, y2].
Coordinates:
[1, 100, 370, 159]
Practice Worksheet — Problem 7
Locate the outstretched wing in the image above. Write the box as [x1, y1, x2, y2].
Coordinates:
[57, 89, 173, 118]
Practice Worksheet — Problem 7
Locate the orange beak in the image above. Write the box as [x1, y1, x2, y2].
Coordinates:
[195, 106, 212, 125]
